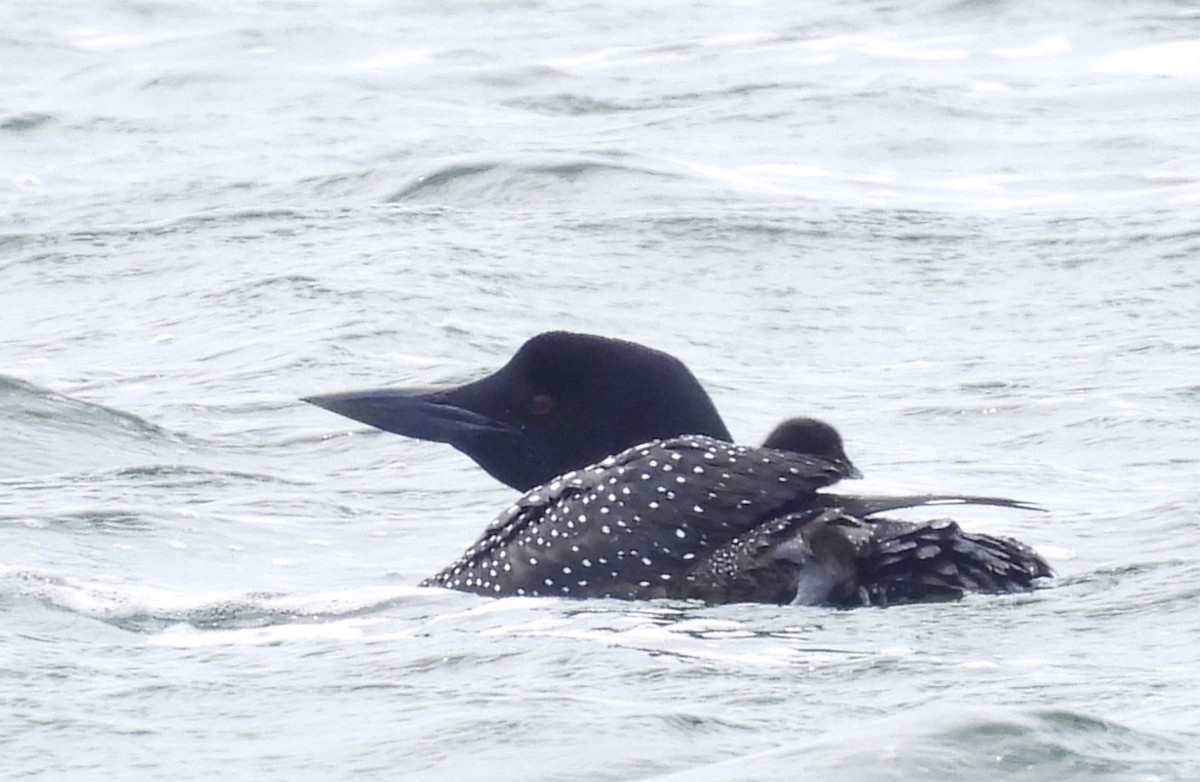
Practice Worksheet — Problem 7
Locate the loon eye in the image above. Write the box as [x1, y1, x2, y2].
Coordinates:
[530, 394, 555, 416]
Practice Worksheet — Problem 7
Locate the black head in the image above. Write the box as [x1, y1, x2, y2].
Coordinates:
[306, 331, 732, 491]
[762, 417, 863, 479]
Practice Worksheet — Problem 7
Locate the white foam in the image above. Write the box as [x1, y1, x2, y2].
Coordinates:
[994, 36, 1071, 59]
[343, 49, 433, 72]
[2, 567, 424, 628]
[930, 173, 1039, 193]
[1037, 545, 1076, 561]
[546, 46, 689, 72]
[969, 81, 1015, 93]
[149, 617, 380, 648]
[68, 29, 190, 51]
[861, 37, 970, 62]
[1096, 40, 1200, 77]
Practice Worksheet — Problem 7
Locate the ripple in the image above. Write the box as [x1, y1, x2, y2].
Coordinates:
[383, 154, 690, 204]
[0, 373, 174, 439]
[0, 111, 57, 132]
[643, 705, 1196, 781]
[0, 567, 429, 635]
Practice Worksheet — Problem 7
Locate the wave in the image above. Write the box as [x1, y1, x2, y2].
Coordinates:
[0, 373, 177, 440]
[636, 705, 1196, 782]
[381, 153, 695, 205]
[0, 373, 199, 479]
[0, 565, 430, 637]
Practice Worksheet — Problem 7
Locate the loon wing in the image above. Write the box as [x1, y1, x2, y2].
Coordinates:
[851, 517, 1054, 605]
[674, 508, 871, 605]
[677, 511, 1053, 607]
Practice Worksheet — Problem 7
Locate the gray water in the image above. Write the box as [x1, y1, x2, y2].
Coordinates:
[3, 1, 1199, 779]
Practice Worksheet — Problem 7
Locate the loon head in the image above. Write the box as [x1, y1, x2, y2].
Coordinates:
[305, 331, 732, 491]
[762, 417, 863, 479]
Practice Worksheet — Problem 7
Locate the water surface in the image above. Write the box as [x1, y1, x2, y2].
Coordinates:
[3, 1, 1199, 779]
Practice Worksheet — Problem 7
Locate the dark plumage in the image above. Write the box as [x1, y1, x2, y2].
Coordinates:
[306, 332, 728, 491]
[421, 433, 851, 600]
[762, 417, 864, 479]
[308, 331, 1053, 606]
[420, 431, 1051, 606]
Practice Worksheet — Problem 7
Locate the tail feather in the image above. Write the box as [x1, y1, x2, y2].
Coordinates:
[819, 493, 1045, 518]
[677, 508, 1053, 607]
[853, 518, 1054, 606]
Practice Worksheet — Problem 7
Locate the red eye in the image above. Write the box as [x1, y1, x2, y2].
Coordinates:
[530, 394, 555, 416]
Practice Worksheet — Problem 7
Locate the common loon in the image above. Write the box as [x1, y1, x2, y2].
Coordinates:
[307, 331, 1053, 606]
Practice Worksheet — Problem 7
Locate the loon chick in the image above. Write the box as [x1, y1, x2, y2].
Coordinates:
[307, 331, 1053, 605]
[762, 417, 864, 479]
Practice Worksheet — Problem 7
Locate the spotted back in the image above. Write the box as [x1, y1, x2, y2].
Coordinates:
[422, 434, 855, 598]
